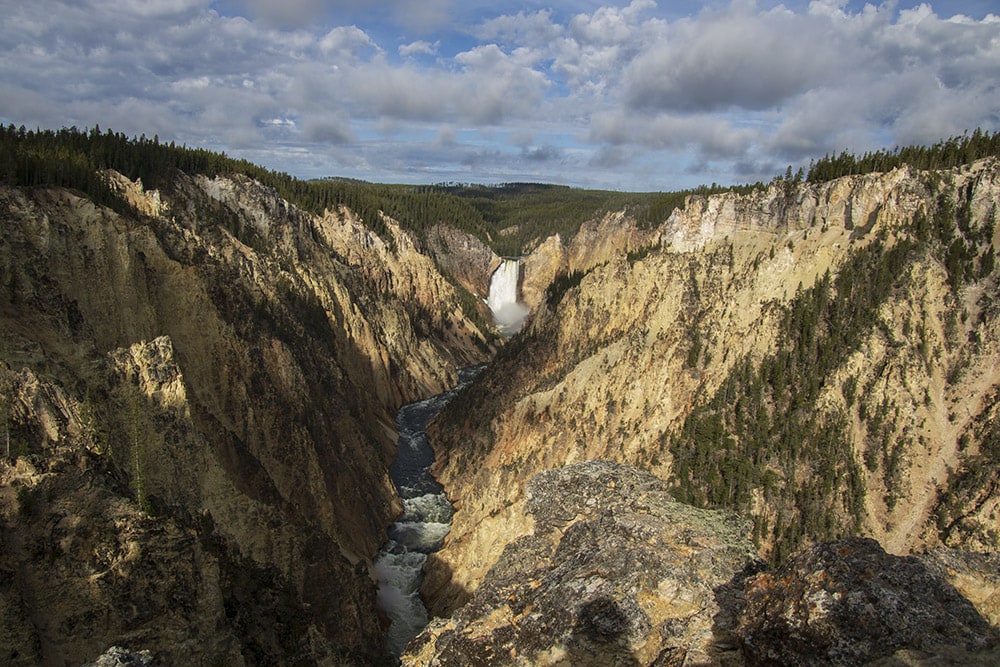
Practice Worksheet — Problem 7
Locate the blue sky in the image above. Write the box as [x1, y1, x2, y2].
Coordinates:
[1, 1, 998, 191]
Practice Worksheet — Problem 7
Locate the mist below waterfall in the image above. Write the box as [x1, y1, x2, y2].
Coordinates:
[487, 258, 529, 335]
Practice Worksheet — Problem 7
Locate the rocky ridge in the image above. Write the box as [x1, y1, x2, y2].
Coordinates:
[405, 461, 760, 666]
[0, 171, 490, 665]
[426, 210, 660, 316]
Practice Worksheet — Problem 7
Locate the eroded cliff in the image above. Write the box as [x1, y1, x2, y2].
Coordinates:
[0, 171, 490, 664]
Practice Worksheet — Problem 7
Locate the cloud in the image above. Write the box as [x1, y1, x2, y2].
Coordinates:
[477, 2, 660, 91]
[399, 40, 439, 57]
[623, 4, 842, 112]
[297, 0, 456, 33]
[319, 25, 380, 59]
[242, 0, 324, 28]
[589, 110, 757, 157]
[782, 3, 1000, 153]
[476, 9, 564, 47]
[91, 0, 208, 19]
[435, 126, 457, 146]
[522, 145, 562, 162]
[600, 0, 1000, 180]
[0, 0, 997, 191]
[333, 44, 547, 126]
[300, 113, 355, 144]
[569, 0, 657, 45]
[588, 145, 630, 169]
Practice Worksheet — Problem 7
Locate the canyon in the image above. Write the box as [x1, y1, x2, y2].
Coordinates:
[0, 132, 998, 665]
[0, 169, 490, 665]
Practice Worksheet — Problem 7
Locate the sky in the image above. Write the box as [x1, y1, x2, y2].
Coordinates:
[1, 1, 998, 191]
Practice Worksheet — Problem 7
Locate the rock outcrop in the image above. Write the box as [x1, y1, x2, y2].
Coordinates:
[0, 171, 491, 664]
[423, 195, 660, 321]
[520, 234, 566, 311]
[567, 211, 660, 275]
[405, 461, 761, 666]
[84, 646, 154, 667]
[424, 223, 501, 299]
[519, 212, 661, 311]
[404, 462, 998, 667]
[739, 537, 995, 666]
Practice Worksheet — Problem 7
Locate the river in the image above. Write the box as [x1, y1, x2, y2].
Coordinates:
[372, 365, 483, 660]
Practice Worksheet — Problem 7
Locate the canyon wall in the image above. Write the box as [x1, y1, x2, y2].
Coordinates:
[3, 152, 998, 664]
[0, 172, 490, 665]
[424, 223, 501, 299]
[424, 160, 1000, 617]
[519, 212, 661, 311]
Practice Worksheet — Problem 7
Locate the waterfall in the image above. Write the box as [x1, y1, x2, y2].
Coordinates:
[487, 258, 529, 336]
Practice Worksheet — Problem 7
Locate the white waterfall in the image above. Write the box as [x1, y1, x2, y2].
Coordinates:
[487, 258, 529, 336]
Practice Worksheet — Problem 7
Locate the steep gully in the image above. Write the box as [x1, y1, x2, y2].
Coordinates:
[374, 260, 524, 659]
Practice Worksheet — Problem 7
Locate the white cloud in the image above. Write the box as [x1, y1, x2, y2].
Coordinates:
[568, 0, 656, 45]
[88, 0, 208, 19]
[602, 0, 999, 179]
[333, 44, 548, 127]
[399, 40, 440, 57]
[476, 9, 564, 47]
[623, 4, 843, 112]
[319, 26, 380, 59]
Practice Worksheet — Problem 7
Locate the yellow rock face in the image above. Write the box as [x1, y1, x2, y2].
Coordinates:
[0, 171, 492, 664]
[426, 159, 1000, 618]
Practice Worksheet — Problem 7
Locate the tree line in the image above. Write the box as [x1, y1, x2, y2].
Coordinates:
[0, 125, 779, 256]
[0, 125, 627, 254]
[806, 128, 1000, 183]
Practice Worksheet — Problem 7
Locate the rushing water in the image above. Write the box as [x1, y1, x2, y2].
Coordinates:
[372, 366, 483, 660]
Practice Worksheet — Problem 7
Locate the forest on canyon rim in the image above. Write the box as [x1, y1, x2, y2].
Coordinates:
[0, 124, 999, 665]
